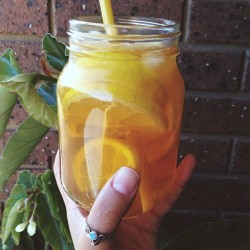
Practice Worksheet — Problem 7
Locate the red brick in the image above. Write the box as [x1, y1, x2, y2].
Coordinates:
[0, 190, 8, 201]
[174, 174, 250, 211]
[162, 209, 220, 236]
[189, 0, 250, 45]
[8, 102, 29, 127]
[182, 96, 250, 134]
[178, 47, 243, 90]
[0, 131, 12, 151]
[110, 0, 184, 21]
[0, 40, 43, 73]
[230, 139, 250, 174]
[179, 136, 231, 173]
[0, 0, 49, 36]
[54, 0, 184, 36]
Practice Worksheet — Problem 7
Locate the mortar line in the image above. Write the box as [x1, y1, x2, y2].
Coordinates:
[171, 208, 225, 215]
[171, 208, 250, 218]
[0, 34, 43, 42]
[192, 171, 250, 181]
[179, 41, 250, 51]
[185, 89, 250, 98]
[240, 51, 249, 91]
[181, 0, 192, 43]
[226, 137, 236, 173]
[48, 0, 56, 36]
[180, 132, 250, 140]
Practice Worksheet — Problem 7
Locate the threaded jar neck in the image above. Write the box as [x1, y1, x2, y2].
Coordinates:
[68, 16, 181, 52]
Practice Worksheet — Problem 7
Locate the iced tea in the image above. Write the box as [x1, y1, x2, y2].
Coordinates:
[57, 17, 184, 217]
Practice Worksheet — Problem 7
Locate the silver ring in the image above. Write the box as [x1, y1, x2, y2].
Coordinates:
[84, 218, 115, 246]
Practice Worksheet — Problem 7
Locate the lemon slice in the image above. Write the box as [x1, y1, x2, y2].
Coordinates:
[60, 50, 166, 108]
[73, 138, 140, 192]
[59, 89, 106, 137]
[61, 85, 168, 137]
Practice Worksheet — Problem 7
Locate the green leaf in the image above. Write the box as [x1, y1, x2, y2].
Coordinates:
[1, 184, 27, 244]
[16, 171, 38, 224]
[16, 170, 37, 190]
[37, 82, 57, 107]
[0, 87, 17, 138]
[11, 226, 21, 246]
[0, 49, 22, 81]
[0, 73, 58, 129]
[42, 170, 72, 244]
[35, 193, 74, 250]
[0, 49, 22, 138]
[0, 237, 15, 250]
[42, 33, 68, 72]
[22, 199, 33, 225]
[0, 116, 49, 190]
[35, 173, 44, 192]
[163, 218, 250, 250]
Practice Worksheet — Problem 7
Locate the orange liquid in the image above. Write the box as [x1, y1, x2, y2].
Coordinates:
[57, 45, 184, 217]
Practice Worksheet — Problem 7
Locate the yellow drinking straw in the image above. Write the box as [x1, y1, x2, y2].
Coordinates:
[99, 0, 115, 25]
[99, 0, 117, 35]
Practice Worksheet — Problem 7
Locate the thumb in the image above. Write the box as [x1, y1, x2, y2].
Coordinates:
[88, 167, 140, 233]
[76, 167, 140, 249]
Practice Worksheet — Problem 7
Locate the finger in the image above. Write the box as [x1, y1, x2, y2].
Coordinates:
[153, 154, 196, 217]
[88, 167, 140, 233]
[76, 167, 140, 249]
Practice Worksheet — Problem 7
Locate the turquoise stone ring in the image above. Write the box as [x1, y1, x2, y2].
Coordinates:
[84, 218, 115, 246]
[89, 231, 98, 241]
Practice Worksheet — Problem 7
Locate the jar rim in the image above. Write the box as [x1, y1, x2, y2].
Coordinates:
[68, 16, 180, 41]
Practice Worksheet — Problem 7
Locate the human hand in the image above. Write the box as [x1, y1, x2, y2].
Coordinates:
[54, 152, 196, 250]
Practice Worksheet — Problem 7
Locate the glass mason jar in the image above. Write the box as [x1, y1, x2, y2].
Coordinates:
[57, 16, 184, 218]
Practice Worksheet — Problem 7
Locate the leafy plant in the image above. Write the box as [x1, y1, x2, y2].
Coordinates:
[0, 34, 72, 249]
[1, 170, 73, 250]
[0, 34, 66, 190]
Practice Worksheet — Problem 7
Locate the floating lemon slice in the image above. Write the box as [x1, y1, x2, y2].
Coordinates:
[61, 84, 168, 137]
[73, 138, 140, 192]
[60, 50, 166, 108]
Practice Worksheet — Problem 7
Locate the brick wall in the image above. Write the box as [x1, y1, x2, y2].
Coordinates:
[0, 0, 250, 237]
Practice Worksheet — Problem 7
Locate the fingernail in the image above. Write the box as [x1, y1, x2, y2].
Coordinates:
[112, 167, 140, 196]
